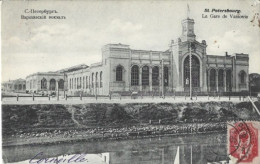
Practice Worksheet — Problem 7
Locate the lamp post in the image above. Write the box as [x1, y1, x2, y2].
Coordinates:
[63, 72, 66, 98]
[189, 42, 193, 100]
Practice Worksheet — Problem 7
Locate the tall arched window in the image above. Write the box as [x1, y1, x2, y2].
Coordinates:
[218, 69, 224, 87]
[226, 69, 232, 92]
[210, 69, 216, 91]
[96, 72, 99, 88]
[19, 84, 22, 90]
[80, 77, 82, 89]
[76, 78, 79, 89]
[239, 70, 246, 84]
[58, 79, 64, 90]
[50, 79, 56, 91]
[83, 77, 85, 89]
[74, 78, 76, 89]
[100, 71, 103, 88]
[164, 66, 169, 86]
[72, 78, 74, 89]
[152, 66, 159, 86]
[86, 76, 88, 88]
[69, 79, 71, 89]
[92, 73, 94, 88]
[184, 55, 200, 87]
[131, 65, 139, 86]
[116, 66, 123, 81]
[41, 78, 47, 90]
[142, 66, 149, 86]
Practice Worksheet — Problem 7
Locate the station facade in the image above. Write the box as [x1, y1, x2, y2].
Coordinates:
[66, 17, 249, 96]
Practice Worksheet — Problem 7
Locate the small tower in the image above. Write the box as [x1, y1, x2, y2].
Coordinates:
[181, 5, 196, 42]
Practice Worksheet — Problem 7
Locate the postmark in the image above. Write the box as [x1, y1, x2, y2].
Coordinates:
[228, 121, 260, 163]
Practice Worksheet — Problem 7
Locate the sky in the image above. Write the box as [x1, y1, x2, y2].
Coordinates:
[1, 0, 260, 82]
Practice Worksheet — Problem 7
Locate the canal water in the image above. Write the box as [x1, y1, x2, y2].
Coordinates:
[3, 133, 229, 164]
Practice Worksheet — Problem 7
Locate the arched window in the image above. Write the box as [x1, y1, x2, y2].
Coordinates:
[41, 78, 47, 90]
[58, 79, 64, 90]
[80, 77, 82, 89]
[19, 84, 22, 90]
[116, 66, 123, 81]
[142, 66, 149, 86]
[210, 69, 216, 91]
[184, 55, 200, 87]
[92, 73, 94, 88]
[74, 78, 76, 89]
[131, 65, 139, 86]
[83, 77, 85, 89]
[50, 79, 56, 91]
[90, 74, 92, 88]
[86, 76, 88, 88]
[69, 79, 71, 89]
[226, 69, 232, 92]
[152, 66, 159, 86]
[76, 78, 79, 89]
[239, 70, 246, 84]
[23, 84, 26, 90]
[218, 69, 224, 87]
[100, 71, 103, 88]
[71, 78, 73, 89]
[71, 78, 74, 89]
[96, 72, 99, 88]
[164, 66, 169, 86]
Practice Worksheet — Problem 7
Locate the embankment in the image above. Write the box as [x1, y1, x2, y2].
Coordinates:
[2, 101, 260, 146]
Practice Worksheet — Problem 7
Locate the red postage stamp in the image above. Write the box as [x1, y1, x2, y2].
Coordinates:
[228, 121, 260, 163]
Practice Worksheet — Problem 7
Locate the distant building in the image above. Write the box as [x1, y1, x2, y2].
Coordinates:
[2, 78, 26, 93]
[25, 64, 88, 94]
[66, 17, 249, 96]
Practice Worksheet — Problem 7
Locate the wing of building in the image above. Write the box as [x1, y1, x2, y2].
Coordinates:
[25, 17, 249, 96]
[2, 78, 26, 93]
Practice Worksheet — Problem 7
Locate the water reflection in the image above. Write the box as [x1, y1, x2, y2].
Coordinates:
[3, 133, 229, 164]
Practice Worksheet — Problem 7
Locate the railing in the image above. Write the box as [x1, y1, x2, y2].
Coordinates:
[2, 91, 258, 102]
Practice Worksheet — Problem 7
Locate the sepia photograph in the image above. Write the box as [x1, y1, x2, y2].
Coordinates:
[1, 0, 260, 163]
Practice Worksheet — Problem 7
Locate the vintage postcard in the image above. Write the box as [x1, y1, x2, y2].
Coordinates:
[1, 0, 260, 163]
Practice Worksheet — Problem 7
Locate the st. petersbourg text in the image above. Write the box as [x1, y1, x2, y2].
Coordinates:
[206, 9, 241, 14]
